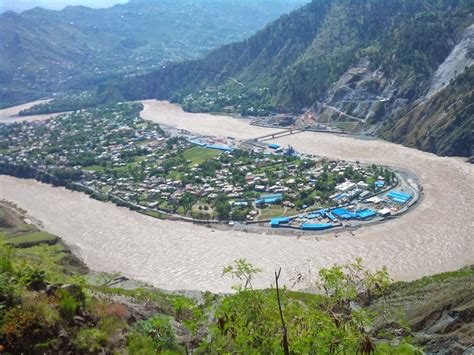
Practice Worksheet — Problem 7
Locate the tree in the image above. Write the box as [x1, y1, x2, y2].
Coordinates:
[180, 192, 196, 214]
[199, 259, 419, 354]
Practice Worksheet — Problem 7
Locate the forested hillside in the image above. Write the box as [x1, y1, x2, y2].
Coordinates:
[112, 0, 473, 157]
[0, 0, 305, 108]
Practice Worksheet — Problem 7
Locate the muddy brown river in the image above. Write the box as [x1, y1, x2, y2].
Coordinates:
[0, 100, 472, 292]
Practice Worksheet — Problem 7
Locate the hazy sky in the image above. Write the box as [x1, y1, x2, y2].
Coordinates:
[0, 0, 128, 13]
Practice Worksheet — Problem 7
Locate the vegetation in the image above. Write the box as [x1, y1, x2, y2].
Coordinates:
[180, 147, 221, 165]
[1, 103, 395, 224]
[111, 0, 473, 157]
[381, 64, 474, 157]
[0, 0, 305, 109]
[3, 231, 58, 248]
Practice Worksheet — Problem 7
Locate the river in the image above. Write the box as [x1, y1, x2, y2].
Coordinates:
[0, 100, 64, 123]
[0, 100, 472, 292]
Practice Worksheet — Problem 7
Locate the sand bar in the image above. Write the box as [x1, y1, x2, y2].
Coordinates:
[141, 100, 281, 139]
[0, 100, 64, 123]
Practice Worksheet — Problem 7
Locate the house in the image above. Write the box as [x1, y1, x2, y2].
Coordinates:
[256, 193, 283, 205]
[335, 181, 356, 193]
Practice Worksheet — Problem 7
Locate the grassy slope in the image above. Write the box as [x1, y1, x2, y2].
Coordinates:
[0, 202, 59, 248]
[372, 267, 474, 353]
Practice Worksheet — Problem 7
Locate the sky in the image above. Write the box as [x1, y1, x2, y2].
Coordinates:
[0, 0, 128, 13]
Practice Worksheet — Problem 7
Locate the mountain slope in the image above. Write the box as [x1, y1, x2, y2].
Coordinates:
[380, 65, 473, 157]
[0, 0, 306, 108]
[115, 0, 473, 157]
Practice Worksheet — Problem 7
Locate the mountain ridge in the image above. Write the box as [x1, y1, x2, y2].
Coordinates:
[111, 0, 473, 157]
[0, 0, 306, 108]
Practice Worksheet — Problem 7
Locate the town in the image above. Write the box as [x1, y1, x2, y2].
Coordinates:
[0, 103, 417, 233]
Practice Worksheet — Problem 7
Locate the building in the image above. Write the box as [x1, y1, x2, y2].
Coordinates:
[301, 223, 333, 231]
[256, 193, 283, 205]
[335, 181, 356, 193]
[387, 191, 412, 204]
[378, 208, 391, 217]
[270, 217, 290, 228]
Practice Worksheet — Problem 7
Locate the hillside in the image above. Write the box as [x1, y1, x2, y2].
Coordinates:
[380, 65, 474, 157]
[0, 0, 306, 108]
[113, 0, 473, 157]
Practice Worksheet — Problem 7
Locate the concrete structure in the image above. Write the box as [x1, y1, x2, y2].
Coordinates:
[335, 181, 356, 193]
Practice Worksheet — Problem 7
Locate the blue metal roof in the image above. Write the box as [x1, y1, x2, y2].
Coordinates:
[188, 139, 206, 147]
[270, 217, 290, 228]
[355, 209, 376, 220]
[387, 191, 412, 204]
[301, 223, 333, 231]
[205, 144, 234, 152]
[332, 208, 355, 219]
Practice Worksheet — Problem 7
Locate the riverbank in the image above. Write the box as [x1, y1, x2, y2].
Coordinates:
[0, 99, 65, 123]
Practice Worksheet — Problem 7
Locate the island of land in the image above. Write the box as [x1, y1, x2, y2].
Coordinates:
[0, 102, 418, 234]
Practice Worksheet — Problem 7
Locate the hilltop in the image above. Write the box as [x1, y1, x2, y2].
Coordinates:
[111, 0, 473, 157]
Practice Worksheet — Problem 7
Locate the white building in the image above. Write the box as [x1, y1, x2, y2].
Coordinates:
[335, 181, 356, 193]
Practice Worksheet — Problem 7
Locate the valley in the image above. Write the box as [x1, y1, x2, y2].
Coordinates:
[0, 1, 473, 352]
[0, 100, 472, 293]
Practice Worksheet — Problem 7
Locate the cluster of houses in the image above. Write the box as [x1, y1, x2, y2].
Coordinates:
[1, 104, 415, 229]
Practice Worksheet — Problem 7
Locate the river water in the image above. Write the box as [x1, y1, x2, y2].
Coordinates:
[0, 100, 472, 292]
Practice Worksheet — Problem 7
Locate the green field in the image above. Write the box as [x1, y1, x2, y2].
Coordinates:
[258, 205, 286, 220]
[181, 147, 221, 165]
[143, 210, 165, 219]
[5, 231, 59, 247]
[83, 165, 107, 173]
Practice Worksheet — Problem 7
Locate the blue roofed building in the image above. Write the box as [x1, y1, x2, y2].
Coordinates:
[256, 193, 283, 205]
[301, 223, 333, 231]
[332, 208, 355, 220]
[387, 191, 412, 204]
[375, 180, 385, 188]
[355, 209, 376, 220]
[270, 217, 290, 228]
[205, 144, 234, 152]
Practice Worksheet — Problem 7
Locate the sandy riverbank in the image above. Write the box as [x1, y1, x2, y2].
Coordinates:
[0, 100, 63, 123]
[141, 100, 281, 139]
[0, 100, 472, 293]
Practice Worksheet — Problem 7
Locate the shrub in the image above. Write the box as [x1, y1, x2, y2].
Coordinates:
[127, 333, 157, 355]
[132, 315, 180, 352]
[57, 289, 79, 319]
[19, 265, 46, 290]
[73, 328, 108, 352]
